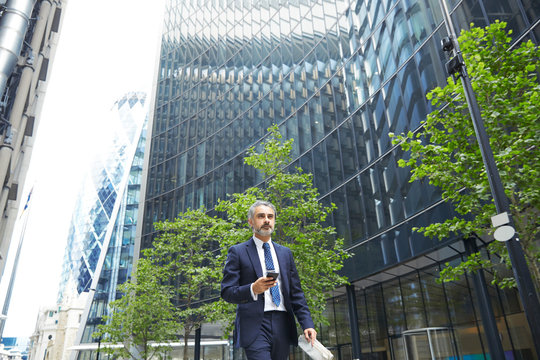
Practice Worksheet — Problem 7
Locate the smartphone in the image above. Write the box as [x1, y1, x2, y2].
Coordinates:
[266, 271, 279, 280]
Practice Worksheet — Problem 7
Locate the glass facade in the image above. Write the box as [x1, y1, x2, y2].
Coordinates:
[55, 92, 148, 357]
[306, 253, 537, 359]
[142, 0, 539, 358]
[77, 118, 148, 345]
[1, 337, 30, 360]
[59, 92, 148, 301]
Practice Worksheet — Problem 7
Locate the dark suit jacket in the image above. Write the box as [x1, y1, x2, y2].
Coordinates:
[221, 238, 314, 348]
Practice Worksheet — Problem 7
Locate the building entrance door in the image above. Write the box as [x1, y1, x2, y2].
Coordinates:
[401, 327, 458, 360]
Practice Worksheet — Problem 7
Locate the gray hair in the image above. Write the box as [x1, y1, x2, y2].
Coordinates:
[247, 200, 276, 220]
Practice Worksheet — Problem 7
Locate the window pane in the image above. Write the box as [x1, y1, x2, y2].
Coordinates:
[419, 267, 450, 327]
[401, 273, 427, 330]
[382, 279, 406, 336]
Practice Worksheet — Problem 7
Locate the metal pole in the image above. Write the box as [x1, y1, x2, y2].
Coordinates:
[194, 327, 201, 360]
[346, 285, 362, 359]
[464, 238, 505, 360]
[0, 192, 32, 339]
[426, 329, 435, 360]
[437, 0, 540, 355]
[96, 336, 101, 360]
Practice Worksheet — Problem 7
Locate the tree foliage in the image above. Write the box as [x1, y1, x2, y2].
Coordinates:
[93, 259, 180, 360]
[97, 126, 351, 350]
[148, 208, 232, 359]
[94, 208, 232, 360]
[390, 21, 540, 290]
[214, 125, 351, 330]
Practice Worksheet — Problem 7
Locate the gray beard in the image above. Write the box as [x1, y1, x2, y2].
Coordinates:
[255, 227, 273, 237]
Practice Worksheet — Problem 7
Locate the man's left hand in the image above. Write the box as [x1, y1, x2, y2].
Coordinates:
[304, 328, 317, 346]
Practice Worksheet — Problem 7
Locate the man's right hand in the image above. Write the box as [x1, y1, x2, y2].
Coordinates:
[252, 276, 277, 295]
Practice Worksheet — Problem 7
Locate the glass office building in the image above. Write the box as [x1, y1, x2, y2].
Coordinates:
[58, 92, 148, 301]
[56, 92, 148, 358]
[1, 337, 29, 360]
[141, 0, 539, 358]
[75, 116, 148, 346]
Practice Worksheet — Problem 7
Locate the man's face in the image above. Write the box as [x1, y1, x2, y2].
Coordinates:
[249, 205, 275, 238]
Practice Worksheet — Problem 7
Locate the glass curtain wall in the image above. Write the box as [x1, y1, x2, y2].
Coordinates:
[78, 121, 148, 345]
[308, 256, 535, 359]
[59, 92, 148, 302]
[54, 93, 149, 360]
[145, 0, 456, 284]
[143, 0, 539, 358]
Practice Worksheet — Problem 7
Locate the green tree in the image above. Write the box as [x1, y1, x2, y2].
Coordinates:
[390, 21, 540, 290]
[148, 208, 232, 360]
[93, 259, 180, 360]
[214, 125, 351, 330]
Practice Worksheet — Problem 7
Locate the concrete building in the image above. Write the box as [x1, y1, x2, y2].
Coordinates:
[137, 0, 539, 358]
[27, 306, 59, 360]
[27, 294, 86, 360]
[0, 0, 66, 279]
[0, 0, 67, 338]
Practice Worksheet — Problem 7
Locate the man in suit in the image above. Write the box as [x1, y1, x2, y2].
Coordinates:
[221, 200, 317, 359]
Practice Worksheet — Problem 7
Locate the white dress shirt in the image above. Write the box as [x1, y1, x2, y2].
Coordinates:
[250, 236, 287, 312]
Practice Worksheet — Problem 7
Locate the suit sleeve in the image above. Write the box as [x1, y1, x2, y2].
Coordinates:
[221, 245, 254, 304]
[288, 249, 315, 330]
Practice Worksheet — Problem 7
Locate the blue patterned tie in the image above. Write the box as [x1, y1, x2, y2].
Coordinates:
[263, 242, 281, 306]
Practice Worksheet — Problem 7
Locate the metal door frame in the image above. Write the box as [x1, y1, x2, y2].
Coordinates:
[401, 327, 458, 360]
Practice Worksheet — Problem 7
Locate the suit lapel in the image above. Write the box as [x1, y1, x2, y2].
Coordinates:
[245, 238, 263, 278]
[273, 243, 290, 295]
[274, 243, 286, 272]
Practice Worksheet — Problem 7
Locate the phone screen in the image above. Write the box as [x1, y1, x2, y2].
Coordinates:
[266, 271, 279, 280]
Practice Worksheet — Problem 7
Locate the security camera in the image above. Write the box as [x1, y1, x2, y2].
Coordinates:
[445, 54, 464, 78]
[441, 36, 454, 52]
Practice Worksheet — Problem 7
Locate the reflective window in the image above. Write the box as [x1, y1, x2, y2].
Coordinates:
[360, 168, 385, 234]
[312, 142, 330, 194]
[297, 105, 312, 153]
[374, 23, 397, 81]
[355, 289, 372, 352]
[325, 130, 342, 188]
[401, 272, 427, 330]
[331, 186, 350, 245]
[320, 298, 337, 346]
[334, 294, 351, 345]
[345, 178, 366, 244]
[383, 279, 406, 336]
[366, 285, 388, 352]
[419, 267, 451, 327]
[522, 0, 540, 25]
[338, 118, 358, 179]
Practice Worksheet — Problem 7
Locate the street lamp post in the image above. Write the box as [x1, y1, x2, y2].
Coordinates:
[194, 327, 201, 360]
[0, 314, 6, 343]
[437, 0, 540, 356]
[96, 336, 101, 360]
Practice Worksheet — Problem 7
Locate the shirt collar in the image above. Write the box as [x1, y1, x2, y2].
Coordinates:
[252, 235, 272, 249]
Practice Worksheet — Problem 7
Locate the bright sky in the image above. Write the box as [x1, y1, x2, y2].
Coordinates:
[0, 0, 165, 337]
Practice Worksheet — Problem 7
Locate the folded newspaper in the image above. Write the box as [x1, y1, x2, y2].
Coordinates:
[298, 335, 334, 360]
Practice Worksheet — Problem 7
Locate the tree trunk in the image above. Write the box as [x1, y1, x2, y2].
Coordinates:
[183, 327, 191, 360]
